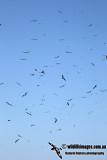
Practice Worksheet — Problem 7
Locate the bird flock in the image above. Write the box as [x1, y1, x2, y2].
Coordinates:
[0, 6, 107, 160]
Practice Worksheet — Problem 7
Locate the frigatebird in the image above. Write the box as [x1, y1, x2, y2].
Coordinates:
[62, 75, 66, 81]
[93, 85, 97, 89]
[48, 142, 62, 159]
[6, 102, 13, 106]
[66, 51, 72, 53]
[15, 139, 19, 143]
[26, 112, 32, 116]
[58, 11, 62, 13]
[23, 51, 30, 53]
[0, 83, 4, 85]
[22, 92, 28, 97]
[54, 118, 58, 123]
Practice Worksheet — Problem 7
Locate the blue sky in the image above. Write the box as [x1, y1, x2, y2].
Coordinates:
[0, 0, 107, 160]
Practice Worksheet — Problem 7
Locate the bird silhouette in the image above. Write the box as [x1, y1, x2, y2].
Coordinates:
[59, 84, 66, 88]
[100, 89, 107, 92]
[40, 70, 45, 74]
[62, 75, 66, 81]
[23, 51, 30, 53]
[88, 111, 93, 114]
[30, 19, 38, 22]
[54, 117, 58, 123]
[48, 142, 62, 159]
[22, 92, 28, 97]
[60, 39, 64, 41]
[0, 83, 4, 85]
[88, 24, 92, 27]
[63, 20, 68, 23]
[67, 102, 69, 106]
[58, 11, 62, 13]
[26, 112, 32, 116]
[20, 59, 26, 61]
[30, 124, 35, 127]
[66, 51, 72, 53]
[93, 85, 97, 89]
[86, 90, 92, 93]
[31, 38, 38, 40]
[16, 82, 22, 86]
[18, 134, 22, 137]
[54, 56, 60, 58]
[91, 63, 95, 67]
[6, 102, 13, 106]
[15, 139, 19, 143]
[68, 98, 72, 101]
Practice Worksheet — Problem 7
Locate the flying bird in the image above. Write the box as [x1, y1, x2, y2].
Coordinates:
[23, 51, 30, 53]
[40, 70, 45, 74]
[54, 56, 59, 58]
[26, 112, 32, 116]
[16, 82, 22, 86]
[66, 51, 72, 53]
[67, 102, 69, 106]
[30, 124, 35, 127]
[18, 135, 22, 137]
[86, 90, 92, 93]
[0, 83, 4, 85]
[30, 19, 38, 22]
[44, 65, 48, 67]
[88, 111, 93, 114]
[20, 59, 26, 61]
[81, 96, 86, 98]
[63, 20, 68, 23]
[91, 63, 95, 67]
[44, 111, 49, 113]
[100, 89, 107, 92]
[59, 84, 66, 88]
[6, 102, 13, 106]
[15, 139, 19, 143]
[62, 75, 66, 81]
[48, 142, 62, 159]
[93, 34, 98, 37]
[54, 118, 58, 123]
[88, 24, 92, 27]
[22, 92, 28, 97]
[58, 11, 62, 13]
[93, 85, 97, 89]
[60, 39, 64, 41]
[68, 98, 72, 101]
[53, 93, 58, 96]
[31, 38, 38, 40]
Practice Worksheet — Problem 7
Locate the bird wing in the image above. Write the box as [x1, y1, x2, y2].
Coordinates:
[48, 142, 56, 148]
[56, 150, 62, 159]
